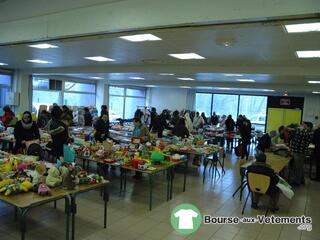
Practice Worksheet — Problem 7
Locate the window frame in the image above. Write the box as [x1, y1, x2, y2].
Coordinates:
[194, 91, 268, 131]
[108, 85, 146, 120]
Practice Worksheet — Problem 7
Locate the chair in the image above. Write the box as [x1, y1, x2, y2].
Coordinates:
[232, 159, 248, 201]
[31, 112, 37, 121]
[242, 172, 271, 215]
[203, 152, 221, 183]
[218, 147, 226, 174]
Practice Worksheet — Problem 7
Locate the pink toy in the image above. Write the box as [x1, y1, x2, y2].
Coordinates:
[18, 163, 29, 171]
[37, 183, 51, 196]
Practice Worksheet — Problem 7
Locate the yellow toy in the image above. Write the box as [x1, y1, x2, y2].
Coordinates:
[0, 180, 33, 196]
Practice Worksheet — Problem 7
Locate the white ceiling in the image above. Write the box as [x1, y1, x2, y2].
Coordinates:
[0, 18, 320, 94]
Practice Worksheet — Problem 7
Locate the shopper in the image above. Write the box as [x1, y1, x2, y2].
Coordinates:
[256, 131, 277, 153]
[0, 105, 16, 127]
[201, 112, 207, 125]
[48, 106, 69, 159]
[62, 105, 73, 121]
[132, 117, 150, 142]
[149, 107, 158, 131]
[210, 112, 219, 126]
[225, 115, 236, 150]
[193, 112, 204, 130]
[184, 112, 193, 133]
[94, 114, 110, 142]
[13, 111, 40, 153]
[101, 105, 108, 117]
[84, 107, 93, 126]
[312, 126, 320, 181]
[172, 118, 190, 139]
[170, 110, 180, 127]
[290, 122, 313, 186]
[37, 110, 50, 128]
[247, 153, 280, 211]
[239, 117, 252, 160]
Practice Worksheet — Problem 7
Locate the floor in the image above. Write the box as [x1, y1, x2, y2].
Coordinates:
[0, 152, 319, 240]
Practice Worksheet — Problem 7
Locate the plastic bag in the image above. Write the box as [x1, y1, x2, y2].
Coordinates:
[276, 176, 294, 199]
[63, 144, 75, 163]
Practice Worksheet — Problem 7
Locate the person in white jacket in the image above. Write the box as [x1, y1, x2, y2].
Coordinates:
[184, 112, 193, 133]
[193, 112, 204, 129]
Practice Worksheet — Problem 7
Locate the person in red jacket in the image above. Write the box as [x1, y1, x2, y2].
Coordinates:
[0, 105, 16, 128]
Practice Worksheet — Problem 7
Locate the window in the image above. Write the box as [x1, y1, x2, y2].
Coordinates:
[194, 92, 268, 131]
[64, 81, 96, 107]
[212, 94, 239, 118]
[108, 86, 146, 121]
[195, 93, 212, 116]
[63, 92, 95, 106]
[239, 95, 267, 131]
[0, 74, 12, 108]
[65, 82, 95, 93]
[32, 77, 96, 113]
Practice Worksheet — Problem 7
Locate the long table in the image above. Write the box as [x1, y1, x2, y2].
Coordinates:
[0, 181, 109, 240]
[76, 154, 187, 210]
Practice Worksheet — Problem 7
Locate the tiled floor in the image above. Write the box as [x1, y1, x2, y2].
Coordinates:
[0, 152, 319, 240]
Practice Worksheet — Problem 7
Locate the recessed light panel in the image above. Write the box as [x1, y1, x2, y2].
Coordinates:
[262, 89, 275, 92]
[224, 74, 244, 77]
[237, 79, 255, 82]
[129, 77, 145, 80]
[84, 56, 115, 62]
[160, 73, 175, 76]
[0, 62, 8, 66]
[90, 77, 104, 80]
[177, 77, 194, 81]
[169, 53, 205, 60]
[29, 43, 58, 49]
[216, 87, 231, 90]
[26, 59, 52, 64]
[296, 51, 320, 58]
[120, 34, 161, 42]
[308, 81, 320, 84]
[285, 22, 320, 33]
[180, 86, 191, 88]
[312, 91, 320, 94]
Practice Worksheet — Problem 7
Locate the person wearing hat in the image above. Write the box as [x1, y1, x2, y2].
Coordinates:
[247, 152, 280, 211]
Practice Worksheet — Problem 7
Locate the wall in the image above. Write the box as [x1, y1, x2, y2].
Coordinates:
[149, 87, 189, 112]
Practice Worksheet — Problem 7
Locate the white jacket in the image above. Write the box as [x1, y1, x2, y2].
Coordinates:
[184, 113, 193, 133]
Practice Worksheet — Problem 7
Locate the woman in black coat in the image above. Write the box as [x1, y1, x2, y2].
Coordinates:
[172, 118, 190, 139]
[94, 114, 110, 142]
[14, 111, 40, 153]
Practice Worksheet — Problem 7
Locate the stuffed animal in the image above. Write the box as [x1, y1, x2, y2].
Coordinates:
[38, 183, 51, 196]
[0, 180, 33, 196]
[62, 166, 77, 190]
[59, 165, 69, 179]
[46, 167, 62, 187]
[30, 164, 47, 186]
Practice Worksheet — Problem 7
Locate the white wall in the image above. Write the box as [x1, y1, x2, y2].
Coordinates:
[149, 87, 189, 112]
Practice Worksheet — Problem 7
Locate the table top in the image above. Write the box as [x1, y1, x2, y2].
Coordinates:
[241, 152, 290, 173]
[0, 181, 109, 208]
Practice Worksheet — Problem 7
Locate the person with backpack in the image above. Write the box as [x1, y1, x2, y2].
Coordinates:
[13, 111, 40, 153]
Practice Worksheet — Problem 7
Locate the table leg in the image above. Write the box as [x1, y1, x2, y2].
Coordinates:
[149, 174, 153, 211]
[183, 161, 187, 192]
[203, 159, 208, 183]
[54, 200, 57, 209]
[103, 185, 109, 228]
[166, 170, 170, 201]
[19, 208, 28, 240]
[124, 169, 127, 192]
[65, 197, 70, 240]
[170, 168, 174, 200]
[70, 195, 77, 240]
[14, 206, 17, 222]
[239, 175, 244, 201]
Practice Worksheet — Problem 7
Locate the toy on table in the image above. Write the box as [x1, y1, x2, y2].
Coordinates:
[46, 167, 62, 187]
[38, 183, 51, 196]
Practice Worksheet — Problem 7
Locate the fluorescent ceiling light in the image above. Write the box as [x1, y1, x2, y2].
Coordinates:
[223, 74, 244, 77]
[296, 51, 320, 58]
[285, 22, 320, 33]
[237, 79, 255, 82]
[262, 89, 275, 92]
[216, 87, 231, 90]
[177, 77, 194, 81]
[0, 62, 8, 66]
[180, 86, 191, 88]
[26, 59, 52, 64]
[90, 77, 104, 80]
[308, 81, 320, 84]
[129, 77, 145, 80]
[29, 43, 58, 49]
[84, 56, 115, 62]
[119, 34, 161, 42]
[169, 53, 205, 60]
[312, 91, 320, 94]
[146, 85, 156, 88]
[160, 73, 174, 76]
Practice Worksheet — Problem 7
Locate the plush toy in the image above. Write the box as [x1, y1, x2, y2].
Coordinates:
[62, 166, 77, 190]
[0, 181, 33, 196]
[59, 165, 69, 179]
[18, 162, 29, 171]
[30, 164, 47, 186]
[46, 167, 62, 187]
[38, 183, 51, 196]
[87, 174, 104, 184]
[77, 171, 89, 184]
